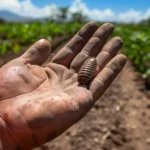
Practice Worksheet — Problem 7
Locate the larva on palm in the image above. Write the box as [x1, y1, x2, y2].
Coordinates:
[77, 57, 97, 85]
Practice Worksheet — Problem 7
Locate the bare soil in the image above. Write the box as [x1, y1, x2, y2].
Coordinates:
[34, 61, 150, 150]
[0, 39, 149, 150]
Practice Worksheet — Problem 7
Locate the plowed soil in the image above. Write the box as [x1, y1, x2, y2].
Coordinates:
[0, 39, 149, 150]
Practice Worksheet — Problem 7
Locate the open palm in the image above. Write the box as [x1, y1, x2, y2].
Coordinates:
[0, 22, 127, 150]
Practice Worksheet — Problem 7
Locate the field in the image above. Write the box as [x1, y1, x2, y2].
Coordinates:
[114, 24, 150, 87]
[0, 21, 150, 150]
[0, 22, 150, 85]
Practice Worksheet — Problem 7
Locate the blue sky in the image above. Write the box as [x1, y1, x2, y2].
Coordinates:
[1, 0, 150, 23]
[29, 0, 150, 13]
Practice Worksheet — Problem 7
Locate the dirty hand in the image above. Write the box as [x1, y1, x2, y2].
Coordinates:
[0, 22, 127, 150]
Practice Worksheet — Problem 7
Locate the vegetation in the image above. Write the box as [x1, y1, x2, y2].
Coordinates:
[140, 17, 150, 26]
[0, 18, 5, 24]
[56, 7, 69, 23]
[0, 22, 83, 54]
[114, 25, 150, 80]
[71, 12, 88, 23]
[0, 21, 149, 84]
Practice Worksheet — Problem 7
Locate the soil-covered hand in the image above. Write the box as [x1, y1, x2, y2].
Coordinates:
[0, 22, 127, 150]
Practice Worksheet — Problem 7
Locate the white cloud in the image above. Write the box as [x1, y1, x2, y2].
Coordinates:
[68, 0, 115, 21]
[0, 0, 59, 18]
[68, 0, 88, 14]
[0, 0, 150, 23]
[143, 8, 150, 19]
[68, 0, 150, 23]
[117, 9, 150, 23]
[117, 9, 142, 23]
[0, 0, 21, 12]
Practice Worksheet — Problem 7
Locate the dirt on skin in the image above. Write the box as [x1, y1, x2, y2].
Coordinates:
[0, 39, 150, 150]
[33, 61, 150, 150]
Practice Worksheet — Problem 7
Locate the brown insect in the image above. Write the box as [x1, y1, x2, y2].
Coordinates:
[77, 57, 97, 85]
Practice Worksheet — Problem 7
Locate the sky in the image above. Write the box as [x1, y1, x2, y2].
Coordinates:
[0, 0, 150, 23]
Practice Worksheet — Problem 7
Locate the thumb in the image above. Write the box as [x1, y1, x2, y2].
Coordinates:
[20, 39, 51, 65]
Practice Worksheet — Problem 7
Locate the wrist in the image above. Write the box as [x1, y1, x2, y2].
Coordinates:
[0, 118, 17, 150]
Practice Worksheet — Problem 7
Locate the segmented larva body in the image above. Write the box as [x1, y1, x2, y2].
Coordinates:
[77, 57, 97, 85]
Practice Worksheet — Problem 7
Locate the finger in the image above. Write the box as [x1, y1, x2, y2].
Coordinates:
[70, 23, 114, 72]
[44, 63, 66, 80]
[96, 37, 123, 73]
[20, 39, 51, 65]
[90, 54, 127, 101]
[51, 21, 98, 67]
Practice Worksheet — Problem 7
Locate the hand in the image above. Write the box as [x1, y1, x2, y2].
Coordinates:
[0, 22, 127, 150]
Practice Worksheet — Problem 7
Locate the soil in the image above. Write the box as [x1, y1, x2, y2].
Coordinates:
[35, 62, 150, 150]
[0, 39, 150, 150]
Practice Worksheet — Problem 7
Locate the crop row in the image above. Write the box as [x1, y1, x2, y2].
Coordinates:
[0, 22, 83, 54]
[0, 22, 150, 84]
[114, 24, 150, 82]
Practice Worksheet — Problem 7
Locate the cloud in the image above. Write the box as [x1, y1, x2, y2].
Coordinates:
[68, 0, 115, 21]
[68, 0, 150, 23]
[0, 0, 150, 23]
[0, 0, 59, 18]
[0, 0, 21, 12]
[117, 9, 142, 23]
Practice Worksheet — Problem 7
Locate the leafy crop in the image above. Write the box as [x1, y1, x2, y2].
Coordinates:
[0, 22, 150, 84]
[114, 25, 150, 81]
